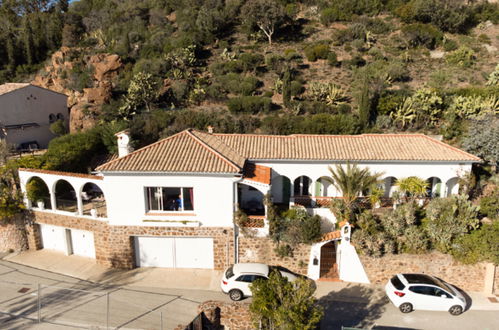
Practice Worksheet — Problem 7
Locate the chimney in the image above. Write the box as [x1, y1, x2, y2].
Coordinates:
[115, 130, 133, 158]
[207, 125, 214, 134]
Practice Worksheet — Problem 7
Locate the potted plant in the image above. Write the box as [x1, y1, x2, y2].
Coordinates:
[26, 180, 48, 210]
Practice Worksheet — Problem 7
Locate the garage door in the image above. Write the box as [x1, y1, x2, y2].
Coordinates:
[40, 224, 68, 253]
[135, 237, 214, 269]
[70, 229, 96, 258]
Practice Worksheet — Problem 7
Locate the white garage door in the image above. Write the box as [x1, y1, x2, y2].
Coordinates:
[70, 229, 96, 258]
[40, 224, 68, 253]
[135, 237, 214, 269]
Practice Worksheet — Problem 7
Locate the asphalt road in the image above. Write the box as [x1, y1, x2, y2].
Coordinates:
[0, 260, 497, 330]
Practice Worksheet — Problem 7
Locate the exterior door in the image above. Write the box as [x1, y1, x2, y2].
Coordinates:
[135, 237, 175, 267]
[40, 224, 67, 253]
[70, 229, 96, 258]
[175, 237, 214, 269]
[135, 237, 214, 269]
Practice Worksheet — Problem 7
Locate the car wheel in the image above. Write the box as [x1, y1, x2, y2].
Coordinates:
[449, 305, 463, 316]
[229, 289, 243, 301]
[399, 302, 413, 313]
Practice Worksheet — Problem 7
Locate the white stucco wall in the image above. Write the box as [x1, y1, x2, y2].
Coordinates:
[102, 173, 238, 227]
[0, 85, 68, 148]
[260, 160, 472, 198]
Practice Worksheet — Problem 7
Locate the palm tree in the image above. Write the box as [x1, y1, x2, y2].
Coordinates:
[328, 163, 383, 220]
[396, 176, 428, 202]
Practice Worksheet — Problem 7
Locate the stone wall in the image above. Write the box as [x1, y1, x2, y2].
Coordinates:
[494, 266, 499, 295]
[29, 211, 234, 270]
[360, 252, 487, 292]
[238, 236, 310, 275]
[0, 216, 28, 252]
[197, 300, 252, 330]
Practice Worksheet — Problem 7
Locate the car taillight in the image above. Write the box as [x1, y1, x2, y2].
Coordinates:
[222, 280, 227, 285]
[394, 291, 405, 297]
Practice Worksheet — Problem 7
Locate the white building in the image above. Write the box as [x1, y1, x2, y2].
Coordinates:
[0, 83, 68, 149]
[18, 129, 480, 279]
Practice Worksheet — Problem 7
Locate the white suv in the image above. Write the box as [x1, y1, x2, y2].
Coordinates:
[385, 273, 466, 315]
[221, 263, 298, 301]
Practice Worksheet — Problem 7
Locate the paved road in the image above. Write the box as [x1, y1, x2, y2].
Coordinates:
[0, 260, 498, 330]
[0, 260, 231, 329]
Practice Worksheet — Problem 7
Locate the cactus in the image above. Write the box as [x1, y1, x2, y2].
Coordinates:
[307, 82, 349, 105]
[448, 95, 499, 119]
[486, 64, 499, 86]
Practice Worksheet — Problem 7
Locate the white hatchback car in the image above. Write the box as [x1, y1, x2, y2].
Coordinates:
[385, 273, 466, 315]
[221, 263, 298, 301]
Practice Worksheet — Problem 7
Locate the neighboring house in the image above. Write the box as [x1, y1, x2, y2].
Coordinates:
[0, 83, 68, 150]
[18, 129, 480, 281]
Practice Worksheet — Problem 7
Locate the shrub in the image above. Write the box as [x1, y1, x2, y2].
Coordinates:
[327, 52, 339, 66]
[479, 193, 499, 219]
[219, 73, 261, 96]
[377, 90, 409, 115]
[446, 46, 475, 68]
[227, 96, 272, 114]
[443, 38, 458, 52]
[401, 23, 443, 49]
[304, 43, 330, 62]
[290, 81, 304, 97]
[239, 52, 264, 72]
[424, 195, 480, 253]
[451, 221, 499, 265]
[345, 54, 366, 68]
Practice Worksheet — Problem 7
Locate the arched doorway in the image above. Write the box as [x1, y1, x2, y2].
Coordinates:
[54, 180, 77, 212]
[293, 175, 312, 206]
[320, 241, 338, 279]
[271, 175, 291, 206]
[238, 183, 265, 216]
[383, 176, 397, 197]
[426, 177, 442, 198]
[81, 182, 107, 217]
[26, 176, 51, 209]
[446, 177, 459, 197]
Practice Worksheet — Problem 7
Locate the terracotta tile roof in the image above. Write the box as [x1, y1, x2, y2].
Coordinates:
[0, 83, 30, 96]
[19, 168, 103, 180]
[96, 130, 480, 173]
[243, 164, 271, 184]
[321, 230, 341, 242]
[214, 133, 480, 162]
[96, 130, 243, 173]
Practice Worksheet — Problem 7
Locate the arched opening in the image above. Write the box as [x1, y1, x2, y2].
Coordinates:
[320, 241, 338, 279]
[54, 180, 77, 212]
[426, 177, 442, 198]
[81, 182, 107, 217]
[26, 176, 51, 209]
[446, 177, 459, 197]
[314, 176, 335, 207]
[238, 183, 265, 216]
[271, 175, 291, 206]
[383, 176, 397, 197]
[293, 176, 312, 196]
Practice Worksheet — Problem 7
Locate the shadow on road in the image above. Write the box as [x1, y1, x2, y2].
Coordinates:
[317, 284, 389, 330]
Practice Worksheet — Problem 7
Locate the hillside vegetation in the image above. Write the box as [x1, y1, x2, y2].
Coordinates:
[1, 0, 498, 153]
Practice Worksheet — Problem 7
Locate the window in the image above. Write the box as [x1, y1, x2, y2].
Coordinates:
[56, 113, 64, 120]
[145, 187, 194, 212]
[49, 114, 56, 123]
[409, 285, 434, 296]
[236, 275, 267, 283]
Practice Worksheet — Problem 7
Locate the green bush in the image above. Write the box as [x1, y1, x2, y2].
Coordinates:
[239, 52, 264, 72]
[451, 221, 499, 265]
[227, 96, 272, 114]
[401, 23, 443, 49]
[327, 52, 339, 66]
[443, 38, 458, 52]
[290, 81, 304, 97]
[304, 43, 330, 62]
[218, 73, 261, 96]
[479, 193, 499, 219]
[446, 46, 475, 68]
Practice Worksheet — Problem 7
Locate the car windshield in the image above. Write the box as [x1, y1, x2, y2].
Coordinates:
[225, 265, 234, 279]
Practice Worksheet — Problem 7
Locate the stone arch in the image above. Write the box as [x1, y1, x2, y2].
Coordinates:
[26, 176, 51, 209]
[426, 177, 442, 197]
[238, 183, 265, 216]
[81, 182, 107, 217]
[54, 179, 77, 212]
[293, 175, 312, 196]
[446, 177, 459, 197]
[383, 176, 397, 197]
[271, 175, 291, 205]
[314, 176, 335, 197]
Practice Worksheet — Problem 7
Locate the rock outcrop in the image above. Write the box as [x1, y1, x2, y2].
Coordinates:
[32, 47, 123, 132]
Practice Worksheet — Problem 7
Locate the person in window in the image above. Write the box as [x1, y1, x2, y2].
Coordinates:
[175, 195, 182, 211]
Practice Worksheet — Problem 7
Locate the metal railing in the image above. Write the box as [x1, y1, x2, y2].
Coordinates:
[0, 279, 167, 329]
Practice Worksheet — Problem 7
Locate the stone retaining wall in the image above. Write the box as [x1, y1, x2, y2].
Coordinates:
[238, 236, 309, 275]
[0, 216, 28, 252]
[494, 266, 499, 294]
[197, 300, 252, 330]
[360, 252, 487, 292]
[29, 211, 234, 270]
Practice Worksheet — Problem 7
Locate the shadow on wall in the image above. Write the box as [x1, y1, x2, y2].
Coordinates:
[317, 284, 388, 330]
